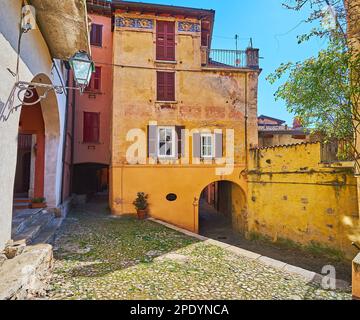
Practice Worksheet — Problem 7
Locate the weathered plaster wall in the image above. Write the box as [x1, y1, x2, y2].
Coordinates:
[259, 133, 310, 148]
[0, 0, 67, 250]
[110, 13, 259, 232]
[248, 142, 359, 259]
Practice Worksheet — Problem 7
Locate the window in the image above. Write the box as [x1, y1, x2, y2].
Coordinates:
[158, 126, 175, 158]
[83, 112, 100, 143]
[86, 66, 101, 91]
[156, 21, 175, 61]
[90, 24, 103, 47]
[201, 133, 214, 159]
[157, 72, 175, 101]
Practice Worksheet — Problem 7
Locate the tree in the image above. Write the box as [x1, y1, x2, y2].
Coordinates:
[268, 0, 360, 162]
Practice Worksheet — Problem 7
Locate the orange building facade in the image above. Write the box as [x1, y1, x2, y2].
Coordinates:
[71, 4, 113, 195]
[109, 1, 260, 233]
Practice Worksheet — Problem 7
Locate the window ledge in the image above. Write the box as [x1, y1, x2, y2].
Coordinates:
[82, 142, 102, 145]
[155, 101, 178, 104]
[155, 60, 177, 64]
[84, 90, 103, 95]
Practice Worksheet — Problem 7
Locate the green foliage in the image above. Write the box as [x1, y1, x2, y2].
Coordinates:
[133, 192, 149, 211]
[267, 37, 358, 141]
[306, 241, 345, 261]
[31, 197, 46, 203]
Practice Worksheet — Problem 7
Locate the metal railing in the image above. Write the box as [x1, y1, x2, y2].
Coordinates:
[86, 0, 111, 8]
[206, 48, 260, 69]
[208, 49, 247, 68]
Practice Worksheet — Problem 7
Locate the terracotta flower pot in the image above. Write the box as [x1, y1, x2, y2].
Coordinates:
[31, 202, 47, 209]
[137, 209, 147, 220]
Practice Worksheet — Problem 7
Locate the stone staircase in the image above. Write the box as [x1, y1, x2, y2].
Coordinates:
[11, 208, 63, 245]
[13, 198, 31, 210]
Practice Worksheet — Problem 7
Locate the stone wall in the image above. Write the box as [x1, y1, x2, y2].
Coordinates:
[248, 142, 359, 259]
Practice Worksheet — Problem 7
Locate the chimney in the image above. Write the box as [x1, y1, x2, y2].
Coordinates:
[246, 48, 259, 69]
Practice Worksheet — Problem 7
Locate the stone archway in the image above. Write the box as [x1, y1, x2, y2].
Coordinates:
[198, 180, 247, 240]
[13, 74, 61, 208]
[32, 74, 61, 207]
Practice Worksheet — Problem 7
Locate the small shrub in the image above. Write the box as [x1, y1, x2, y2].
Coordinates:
[133, 192, 149, 211]
[31, 197, 46, 203]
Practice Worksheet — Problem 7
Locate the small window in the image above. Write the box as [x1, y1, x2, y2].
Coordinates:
[86, 66, 101, 92]
[83, 112, 100, 143]
[90, 24, 103, 47]
[157, 72, 175, 101]
[158, 126, 175, 158]
[201, 133, 214, 159]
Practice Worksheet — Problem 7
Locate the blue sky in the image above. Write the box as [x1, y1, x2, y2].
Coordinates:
[139, 0, 327, 125]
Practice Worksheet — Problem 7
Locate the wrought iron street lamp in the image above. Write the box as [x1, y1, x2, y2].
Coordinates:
[69, 51, 95, 93]
[0, 4, 94, 121]
[0, 50, 94, 121]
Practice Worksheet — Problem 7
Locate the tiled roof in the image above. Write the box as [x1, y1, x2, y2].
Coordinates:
[250, 141, 321, 151]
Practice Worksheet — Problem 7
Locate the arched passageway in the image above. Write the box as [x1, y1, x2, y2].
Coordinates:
[13, 74, 61, 210]
[14, 89, 45, 201]
[73, 163, 109, 196]
[199, 180, 247, 241]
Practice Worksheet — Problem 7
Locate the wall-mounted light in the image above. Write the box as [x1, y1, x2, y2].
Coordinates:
[69, 51, 95, 93]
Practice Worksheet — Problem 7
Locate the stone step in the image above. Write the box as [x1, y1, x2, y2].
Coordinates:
[12, 209, 43, 235]
[13, 211, 55, 245]
[13, 198, 31, 210]
[14, 198, 31, 203]
[13, 225, 42, 245]
[13, 204, 30, 210]
[32, 217, 64, 245]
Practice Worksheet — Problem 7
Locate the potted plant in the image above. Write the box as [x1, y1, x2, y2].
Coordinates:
[133, 192, 148, 220]
[31, 197, 47, 209]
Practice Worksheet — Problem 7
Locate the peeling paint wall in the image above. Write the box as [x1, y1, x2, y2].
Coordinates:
[248, 142, 359, 259]
[110, 12, 259, 232]
[0, 0, 67, 250]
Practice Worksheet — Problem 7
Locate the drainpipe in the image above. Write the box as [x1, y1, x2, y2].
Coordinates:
[70, 72, 76, 195]
[60, 67, 70, 204]
[244, 72, 249, 170]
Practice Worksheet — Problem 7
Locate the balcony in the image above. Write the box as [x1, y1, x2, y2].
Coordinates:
[202, 47, 260, 69]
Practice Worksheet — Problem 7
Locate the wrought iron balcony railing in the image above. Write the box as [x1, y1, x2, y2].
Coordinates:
[203, 48, 260, 69]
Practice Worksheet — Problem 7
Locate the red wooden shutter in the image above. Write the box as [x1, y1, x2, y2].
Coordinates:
[157, 72, 175, 101]
[156, 21, 175, 61]
[165, 22, 175, 61]
[157, 71, 166, 101]
[83, 112, 91, 142]
[83, 112, 100, 143]
[94, 67, 101, 91]
[90, 24, 103, 46]
[156, 21, 166, 60]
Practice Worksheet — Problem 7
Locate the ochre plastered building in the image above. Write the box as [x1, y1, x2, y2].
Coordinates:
[109, 1, 260, 233]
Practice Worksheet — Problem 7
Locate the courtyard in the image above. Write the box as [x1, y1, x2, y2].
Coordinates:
[47, 201, 351, 300]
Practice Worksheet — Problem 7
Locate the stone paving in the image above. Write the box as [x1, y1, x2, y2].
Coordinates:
[48, 205, 352, 300]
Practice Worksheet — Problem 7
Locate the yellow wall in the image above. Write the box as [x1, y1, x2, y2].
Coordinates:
[248, 142, 359, 259]
[110, 12, 259, 232]
[259, 133, 310, 147]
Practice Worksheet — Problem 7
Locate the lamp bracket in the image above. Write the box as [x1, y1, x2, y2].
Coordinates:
[0, 81, 81, 122]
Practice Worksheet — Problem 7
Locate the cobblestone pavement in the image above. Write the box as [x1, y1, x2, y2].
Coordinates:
[48, 205, 351, 300]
